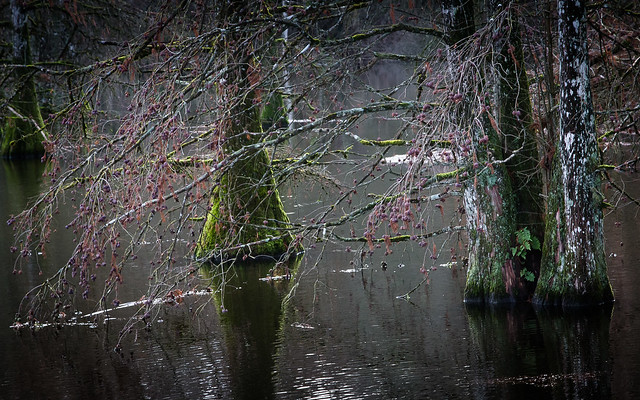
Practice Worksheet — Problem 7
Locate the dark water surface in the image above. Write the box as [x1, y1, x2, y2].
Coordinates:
[1, 159, 639, 400]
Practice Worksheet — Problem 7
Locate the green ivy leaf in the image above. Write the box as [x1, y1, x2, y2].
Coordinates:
[531, 236, 541, 251]
[521, 268, 535, 282]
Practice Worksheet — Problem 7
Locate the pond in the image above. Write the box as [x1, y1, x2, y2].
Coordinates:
[1, 159, 639, 399]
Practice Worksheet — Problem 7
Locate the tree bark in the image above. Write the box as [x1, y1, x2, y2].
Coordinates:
[195, 63, 295, 262]
[490, 1, 545, 297]
[194, 2, 296, 261]
[447, 0, 543, 303]
[533, 0, 613, 306]
[195, 91, 295, 260]
[491, 0, 544, 238]
[1, 0, 47, 159]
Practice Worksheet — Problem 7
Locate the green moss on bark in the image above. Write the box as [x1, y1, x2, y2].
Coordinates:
[195, 151, 296, 260]
[1, 69, 47, 157]
[261, 91, 288, 131]
[463, 166, 518, 304]
[533, 0, 613, 307]
[495, 10, 544, 240]
[1, 111, 46, 159]
[447, 0, 544, 305]
[196, 83, 297, 261]
[533, 155, 614, 307]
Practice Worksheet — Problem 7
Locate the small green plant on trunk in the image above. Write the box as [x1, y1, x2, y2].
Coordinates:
[511, 227, 540, 282]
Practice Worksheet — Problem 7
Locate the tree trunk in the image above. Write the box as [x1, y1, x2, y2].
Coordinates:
[195, 2, 296, 261]
[463, 159, 518, 303]
[490, 0, 545, 297]
[533, 0, 613, 306]
[1, 0, 47, 159]
[196, 72, 295, 261]
[492, 0, 544, 238]
[447, 0, 543, 303]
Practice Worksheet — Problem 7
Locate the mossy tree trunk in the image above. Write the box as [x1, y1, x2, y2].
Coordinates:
[463, 155, 518, 303]
[261, 91, 288, 132]
[489, 0, 545, 298]
[445, 0, 543, 303]
[1, 0, 47, 159]
[491, 0, 544, 238]
[195, 1, 296, 261]
[533, 0, 613, 306]
[196, 68, 295, 261]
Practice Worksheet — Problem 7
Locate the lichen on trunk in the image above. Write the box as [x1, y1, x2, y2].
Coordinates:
[463, 161, 518, 303]
[447, 0, 543, 304]
[533, 0, 613, 307]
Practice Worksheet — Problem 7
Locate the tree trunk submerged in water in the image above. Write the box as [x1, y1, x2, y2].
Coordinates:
[488, 0, 545, 300]
[194, 1, 296, 262]
[445, 0, 544, 303]
[463, 161, 519, 303]
[534, 0, 613, 307]
[1, 0, 47, 159]
[443, 0, 515, 303]
[195, 149, 295, 260]
[195, 80, 296, 261]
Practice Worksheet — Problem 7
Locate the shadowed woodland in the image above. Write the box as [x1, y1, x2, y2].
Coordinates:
[1, 0, 639, 334]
